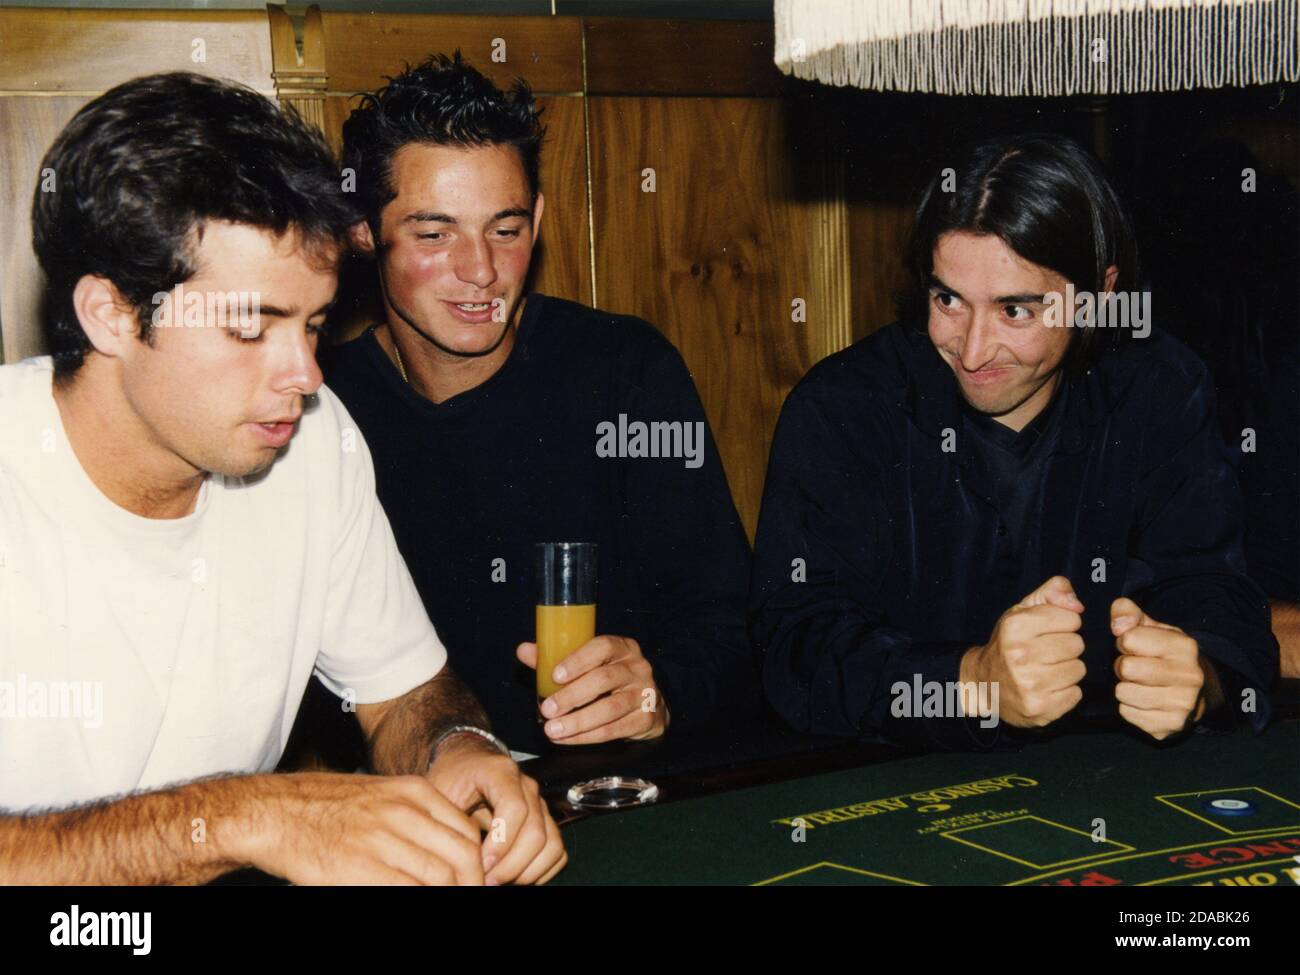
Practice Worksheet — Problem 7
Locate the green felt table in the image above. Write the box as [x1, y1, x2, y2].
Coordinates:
[552, 719, 1300, 886]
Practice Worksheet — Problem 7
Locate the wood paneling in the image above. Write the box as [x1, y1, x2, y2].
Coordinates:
[0, 9, 273, 92]
[269, 5, 327, 131]
[847, 200, 912, 345]
[320, 12, 583, 94]
[0, 96, 86, 365]
[529, 95, 593, 306]
[584, 17, 786, 96]
[321, 92, 355, 158]
[588, 96, 845, 540]
[0, 8, 275, 364]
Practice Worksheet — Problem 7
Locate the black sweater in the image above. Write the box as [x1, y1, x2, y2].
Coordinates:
[751, 322, 1279, 751]
[321, 294, 759, 751]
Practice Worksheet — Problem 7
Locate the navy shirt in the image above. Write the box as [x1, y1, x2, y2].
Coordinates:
[961, 379, 1067, 563]
[750, 321, 1278, 750]
[321, 294, 758, 751]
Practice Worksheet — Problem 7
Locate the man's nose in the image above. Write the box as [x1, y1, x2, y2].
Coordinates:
[277, 330, 323, 396]
[453, 236, 497, 291]
[959, 312, 999, 371]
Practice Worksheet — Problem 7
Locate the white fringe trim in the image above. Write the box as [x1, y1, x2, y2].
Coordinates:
[774, 0, 1300, 94]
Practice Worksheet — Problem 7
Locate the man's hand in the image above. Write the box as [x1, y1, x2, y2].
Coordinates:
[517, 635, 668, 744]
[1271, 599, 1300, 680]
[1110, 597, 1208, 740]
[427, 737, 566, 885]
[961, 575, 1087, 728]
[250, 772, 486, 885]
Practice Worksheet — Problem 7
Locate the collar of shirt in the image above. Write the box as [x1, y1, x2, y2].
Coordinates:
[893, 321, 1146, 455]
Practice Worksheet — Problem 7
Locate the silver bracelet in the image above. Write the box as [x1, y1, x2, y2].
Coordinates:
[428, 724, 511, 769]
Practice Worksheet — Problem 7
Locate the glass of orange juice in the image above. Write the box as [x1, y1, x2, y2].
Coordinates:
[535, 542, 597, 705]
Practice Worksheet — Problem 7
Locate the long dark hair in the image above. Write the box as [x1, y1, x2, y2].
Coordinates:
[899, 132, 1140, 374]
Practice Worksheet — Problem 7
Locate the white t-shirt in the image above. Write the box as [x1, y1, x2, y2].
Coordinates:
[0, 357, 446, 811]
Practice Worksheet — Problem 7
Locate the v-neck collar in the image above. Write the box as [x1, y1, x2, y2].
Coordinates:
[361, 293, 543, 417]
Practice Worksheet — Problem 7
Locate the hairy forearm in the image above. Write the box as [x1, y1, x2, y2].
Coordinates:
[366, 668, 493, 776]
[0, 774, 271, 885]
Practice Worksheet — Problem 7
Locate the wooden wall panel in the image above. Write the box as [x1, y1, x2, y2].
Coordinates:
[584, 18, 785, 96]
[321, 92, 354, 158]
[0, 9, 273, 92]
[847, 201, 912, 345]
[529, 95, 593, 307]
[0, 96, 86, 365]
[320, 12, 583, 94]
[0, 8, 274, 364]
[268, 5, 327, 132]
[588, 96, 845, 540]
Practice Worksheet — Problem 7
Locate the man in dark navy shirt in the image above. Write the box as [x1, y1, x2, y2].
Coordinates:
[320, 54, 756, 753]
[751, 134, 1278, 751]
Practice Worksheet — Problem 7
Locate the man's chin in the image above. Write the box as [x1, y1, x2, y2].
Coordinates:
[957, 388, 1019, 417]
[440, 323, 511, 358]
[213, 451, 281, 480]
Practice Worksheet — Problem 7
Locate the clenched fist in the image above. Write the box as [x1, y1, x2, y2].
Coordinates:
[961, 576, 1087, 728]
[1111, 597, 1214, 740]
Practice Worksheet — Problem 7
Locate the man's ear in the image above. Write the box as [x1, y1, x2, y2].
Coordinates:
[348, 220, 377, 256]
[72, 274, 143, 359]
[1102, 264, 1119, 294]
[531, 191, 545, 245]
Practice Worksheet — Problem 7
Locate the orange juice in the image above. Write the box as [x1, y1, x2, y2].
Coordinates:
[536, 603, 596, 700]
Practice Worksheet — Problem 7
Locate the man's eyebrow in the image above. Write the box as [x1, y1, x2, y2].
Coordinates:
[404, 211, 457, 225]
[403, 208, 533, 225]
[492, 207, 533, 223]
[927, 274, 961, 299]
[928, 275, 1047, 304]
[256, 299, 336, 320]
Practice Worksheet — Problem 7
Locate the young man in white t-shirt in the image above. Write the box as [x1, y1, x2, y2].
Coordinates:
[0, 72, 564, 885]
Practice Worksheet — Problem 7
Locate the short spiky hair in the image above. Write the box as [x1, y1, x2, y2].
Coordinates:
[341, 51, 545, 234]
[32, 72, 356, 377]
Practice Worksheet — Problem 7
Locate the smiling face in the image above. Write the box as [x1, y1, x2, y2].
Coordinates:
[117, 221, 337, 480]
[926, 231, 1074, 431]
[367, 142, 543, 358]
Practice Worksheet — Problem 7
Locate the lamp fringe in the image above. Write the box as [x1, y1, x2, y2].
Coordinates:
[774, 0, 1300, 95]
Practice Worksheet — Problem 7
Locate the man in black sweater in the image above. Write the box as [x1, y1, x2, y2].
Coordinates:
[751, 134, 1278, 751]
[320, 54, 757, 754]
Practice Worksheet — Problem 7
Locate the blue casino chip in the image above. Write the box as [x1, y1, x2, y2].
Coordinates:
[1201, 798, 1257, 817]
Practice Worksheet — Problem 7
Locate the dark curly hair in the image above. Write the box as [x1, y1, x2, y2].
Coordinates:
[341, 51, 545, 236]
[32, 72, 358, 377]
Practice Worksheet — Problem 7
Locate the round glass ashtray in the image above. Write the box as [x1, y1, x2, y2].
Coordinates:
[566, 776, 660, 810]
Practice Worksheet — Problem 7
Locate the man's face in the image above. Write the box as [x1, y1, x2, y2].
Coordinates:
[926, 231, 1073, 431]
[369, 142, 542, 357]
[119, 221, 336, 479]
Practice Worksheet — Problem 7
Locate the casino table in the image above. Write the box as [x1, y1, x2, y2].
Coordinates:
[540, 717, 1300, 886]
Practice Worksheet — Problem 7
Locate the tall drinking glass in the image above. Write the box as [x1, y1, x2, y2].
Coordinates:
[534, 542, 597, 704]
